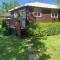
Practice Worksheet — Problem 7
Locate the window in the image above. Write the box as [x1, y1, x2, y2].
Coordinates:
[33, 8, 42, 17]
[51, 10, 58, 18]
[38, 12, 41, 16]
[34, 12, 37, 16]
[13, 12, 18, 18]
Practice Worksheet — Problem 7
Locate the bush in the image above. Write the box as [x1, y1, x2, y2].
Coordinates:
[26, 22, 48, 60]
[27, 23, 47, 37]
[27, 22, 60, 36]
[47, 22, 60, 36]
[1, 27, 11, 35]
[2, 20, 7, 28]
[1, 20, 11, 35]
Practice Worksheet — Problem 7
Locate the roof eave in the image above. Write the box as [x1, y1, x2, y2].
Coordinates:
[8, 3, 60, 12]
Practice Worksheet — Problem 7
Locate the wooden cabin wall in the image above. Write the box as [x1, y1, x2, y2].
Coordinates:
[35, 8, 59, 22]
[9, 6, 60, 26]
[9, 7, 60, 29]
[27, 6, 60, 23]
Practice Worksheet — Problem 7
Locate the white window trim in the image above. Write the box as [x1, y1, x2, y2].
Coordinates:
[55, 13, 58, 18]
[13, 12, 18, 18]
[35, 12, 42, 17]
[33, 8, 42, 17]
[51, 10, 58, 18]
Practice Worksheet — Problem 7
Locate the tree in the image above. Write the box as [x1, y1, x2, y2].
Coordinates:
[26, 23, 50, 60]
[0, 0, 20, 12]
[54, 0, 60, 5]
[55, 0, 60, 2]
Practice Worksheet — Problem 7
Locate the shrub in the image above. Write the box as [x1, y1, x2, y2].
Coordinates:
[27, 22, 60, 36]
[2, 20, 7, 28]
[2, 27, 11, 35]
[0, 28, 2, 34]
[47, 22, 60, 36]
[1, 20, 11, 35]
[26, 22, 48, 60]
[27, 23, 47, 37]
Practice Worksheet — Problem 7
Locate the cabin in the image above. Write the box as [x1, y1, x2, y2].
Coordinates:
[7, 2, 60, 36]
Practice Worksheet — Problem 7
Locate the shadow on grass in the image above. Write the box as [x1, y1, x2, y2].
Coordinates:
[0, 35, 50, 60]
[0, 35, 28, 60]
[29, 36, 51, 60]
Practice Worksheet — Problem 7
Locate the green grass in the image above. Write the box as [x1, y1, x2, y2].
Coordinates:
[0, 35, 28, 60]
[0, 34, 60, 60]
[44, 35, 60, 60]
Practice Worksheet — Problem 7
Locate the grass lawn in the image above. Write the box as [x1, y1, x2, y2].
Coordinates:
[44, 35, 60, 60]
[0, 35, 28, 60]
[0, 35, 60, 60]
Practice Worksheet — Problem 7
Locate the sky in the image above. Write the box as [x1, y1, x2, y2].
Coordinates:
[0, 0, 57, 5]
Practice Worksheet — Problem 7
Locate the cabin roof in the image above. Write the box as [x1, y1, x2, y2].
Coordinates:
[8, 2, 60, 12]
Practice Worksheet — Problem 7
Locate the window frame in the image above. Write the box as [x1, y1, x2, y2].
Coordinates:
[51, 9, 58, 18]
[33, 8, 42, 17]
[13, 12, 18, 18]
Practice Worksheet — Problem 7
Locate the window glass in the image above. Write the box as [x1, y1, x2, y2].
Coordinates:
[33, 8, 42, 17]
[51, 10, 58, 18]
[38, 12, 40, 16]
[34, 12, 37, 16]
[52, 13, 54, 16]
[55, 12, 57, 16]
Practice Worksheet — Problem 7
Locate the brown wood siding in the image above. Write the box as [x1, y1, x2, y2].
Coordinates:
[35, 14, 59, 23]
[28, 8, 60, 23]
[10, 6, 60, 24]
